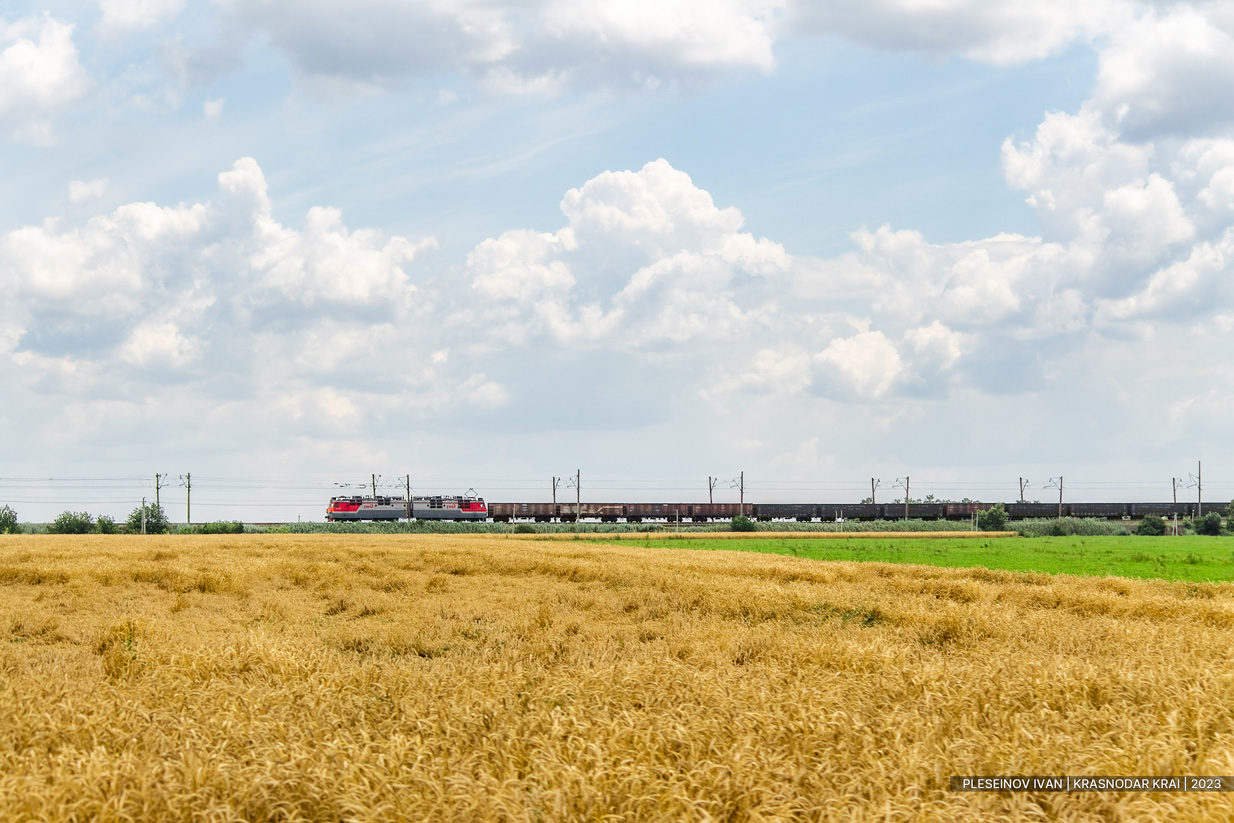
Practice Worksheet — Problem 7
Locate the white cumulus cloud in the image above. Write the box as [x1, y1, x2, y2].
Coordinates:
[225, 0, 780, 92]
[813, 330, 904, 400]
[69, 178, 109, 203]
[466, 159, 790, 350]
[0, 16, 91, 144]
[99, 0, 186, 34]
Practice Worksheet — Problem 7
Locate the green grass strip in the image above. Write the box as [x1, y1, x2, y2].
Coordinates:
[607, 535, 1234, 582]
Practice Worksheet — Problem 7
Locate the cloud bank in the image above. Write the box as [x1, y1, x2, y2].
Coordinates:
[3, 0, 1234, 508]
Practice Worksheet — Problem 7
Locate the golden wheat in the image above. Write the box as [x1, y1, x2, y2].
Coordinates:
[1, 533, 1232, 821]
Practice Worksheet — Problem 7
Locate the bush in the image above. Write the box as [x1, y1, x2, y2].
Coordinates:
[48, 511, 95, 534]
[731, 514, 756, 532]
[0, 505, 18, 534]
[197, 521, 246, 535]
[96, 515, 118, 534]
[976, 503, 1008, 531]
[1136, 515, 1167, 536]
[1013, 517, 1131, 537]
[126, 504, 170, 535]
[1195, 512, 1223, 536]
[513, 523, 537, 534]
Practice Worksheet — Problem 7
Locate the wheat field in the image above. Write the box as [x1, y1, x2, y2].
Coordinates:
[2, 533, 1233, 822]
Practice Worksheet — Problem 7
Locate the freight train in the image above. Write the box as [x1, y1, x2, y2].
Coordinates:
[327, 495, 1220, 522]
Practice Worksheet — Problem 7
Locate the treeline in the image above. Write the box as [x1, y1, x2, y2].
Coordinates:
[0, 504, 243, 535]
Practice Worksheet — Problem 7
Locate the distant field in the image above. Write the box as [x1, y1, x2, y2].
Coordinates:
[607, 534, 1234, 582]
[2, 534, 1234, 821]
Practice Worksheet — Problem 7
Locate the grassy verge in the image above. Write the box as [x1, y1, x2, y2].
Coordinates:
[606, 535, 1234, 582]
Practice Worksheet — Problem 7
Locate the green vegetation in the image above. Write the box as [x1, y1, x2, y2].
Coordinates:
[126, 503, 170, 535]
[48, 511, 95, 534]
[976, 502, 1007, 531]
[194, 521, 246, 535]
[254, 518, 994, 535]
[730, 514, 756, 532]
[1012, 517, 1131, 537]
[1195, 512, 1224, 536]
[614, 535, 1234, 582]
[1136, 514, 1167, 536]
[0, 505, 18, 534]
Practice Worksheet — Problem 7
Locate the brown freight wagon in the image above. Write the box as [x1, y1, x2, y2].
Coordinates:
[943, 502, 994, 519]
[488, 502, 564, 522]
[623, 502, 749, 522]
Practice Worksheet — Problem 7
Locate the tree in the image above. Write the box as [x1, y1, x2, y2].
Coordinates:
[127, 503, 170, 535]
[0, 505, 18, 534]
[1136, 515, 1166, 536]
[977, 503, 1008, 531]
[48, 510, 95, 537]
[96, 515, 118, 534]
[731, 514, 756, 532]
[1195, 512, 1223, 536]
[48, 511, 95, 534]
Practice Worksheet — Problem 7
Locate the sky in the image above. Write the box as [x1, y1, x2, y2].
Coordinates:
[2, 0, 1233, 522]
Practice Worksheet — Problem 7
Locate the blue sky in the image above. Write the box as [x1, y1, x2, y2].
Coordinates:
[1, 1, 1232, 521]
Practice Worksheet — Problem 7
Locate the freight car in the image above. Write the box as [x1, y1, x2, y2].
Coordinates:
[1004, 502, 1063, 519]
[750, 503, 817, 521]
[1129, 502, 1209, 518]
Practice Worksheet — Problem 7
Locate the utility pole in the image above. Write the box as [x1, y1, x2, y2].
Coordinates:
[155, 473, 168, 510]
[708, 476, 719, 505]
[1019, 477, 1027, 503]
[371, 473, 377, 498]
[185, 473, 191, 526]
[1198, 461, 1203, 516]
[575, 469, 581, 524]
[141, 497, 147, 535]
[871, 478, 880, 505]
[405, 474, 412, 520]
[1044, 476, 1063, 519]
[894, 477, 910, 519]
[1173, 477, 1179, 505]
[740, 471, 744, 515]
